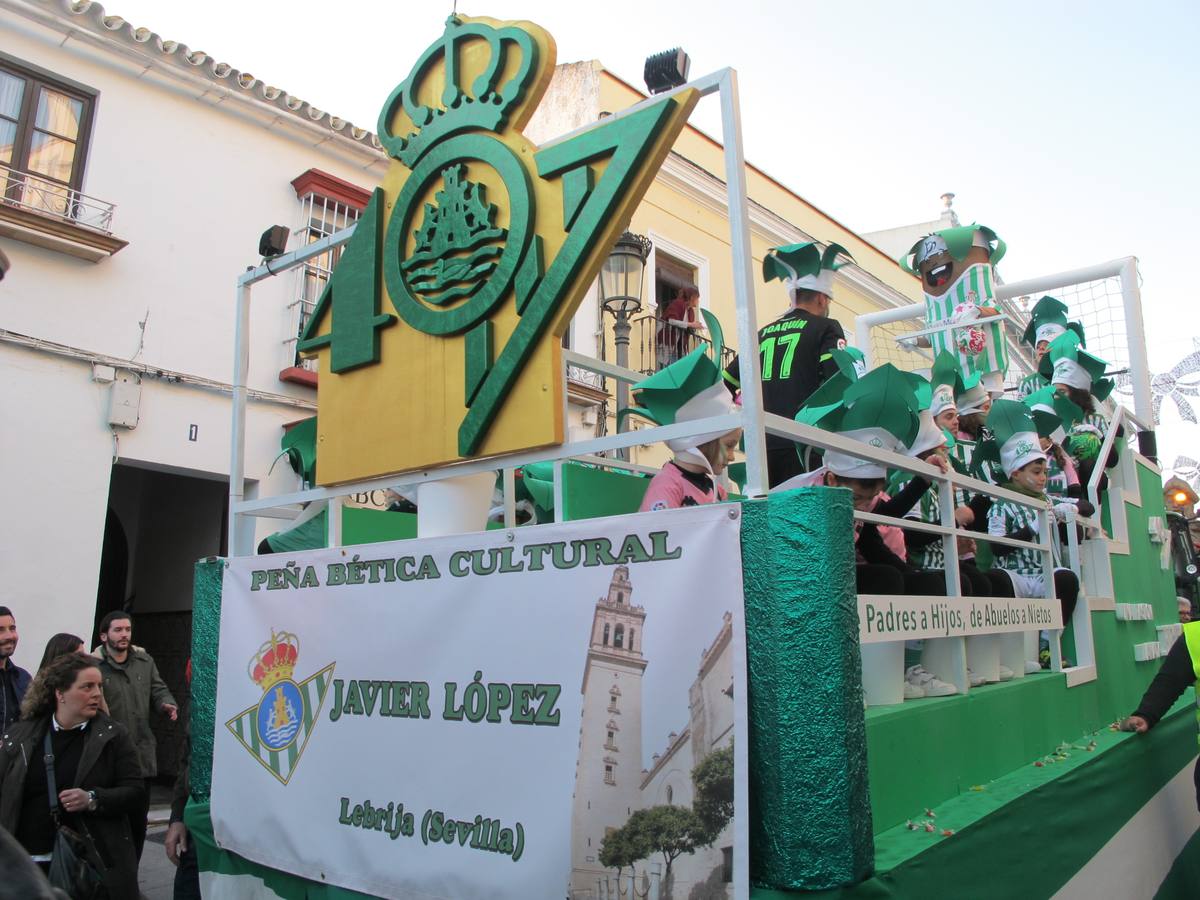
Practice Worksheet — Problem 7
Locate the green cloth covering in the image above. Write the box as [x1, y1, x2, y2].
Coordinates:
[189, 558, 223, 800]
[279, 417, 318, 486]
[185, 800, 376, 899]
[752, 697, 1198, 900]
[742, 489, 873, 889]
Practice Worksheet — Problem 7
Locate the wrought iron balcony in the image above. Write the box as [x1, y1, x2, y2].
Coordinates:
[1, 164, 116, 234]
[0, 164, 125, 261]
[630, 313, 736, 375]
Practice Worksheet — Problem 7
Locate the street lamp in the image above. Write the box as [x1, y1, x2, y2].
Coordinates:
[599, 231, 652, 455]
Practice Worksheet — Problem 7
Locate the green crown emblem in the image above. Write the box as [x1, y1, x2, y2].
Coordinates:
[377, 15, 540, 166]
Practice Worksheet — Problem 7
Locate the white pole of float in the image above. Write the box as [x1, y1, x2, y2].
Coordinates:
[1119, 257, 1155, 434]
[416, 472, 495, 538]
[228, 280, 253, 556]
[719, 68, 768, 499]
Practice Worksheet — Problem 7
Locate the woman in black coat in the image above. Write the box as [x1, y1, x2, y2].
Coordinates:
[0, 653, 143, 900]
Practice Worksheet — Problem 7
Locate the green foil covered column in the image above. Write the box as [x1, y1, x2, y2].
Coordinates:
[741, 487, 873, 889]
[190, 557, 224, 801]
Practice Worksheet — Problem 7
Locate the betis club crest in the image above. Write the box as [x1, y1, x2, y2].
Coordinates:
[226, 630, 335, 785]
[296, 13, 698, 481]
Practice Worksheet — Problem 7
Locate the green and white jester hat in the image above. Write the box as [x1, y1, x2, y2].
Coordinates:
[954, 369, 990, 416]
[980, 399, 1047, 479]
[899, 223, 1006, 276]
[929, 351, 961, 418]
[1021, 295, 1086, 349]
[763, 241, 854, 300]
[1022, 385, 1083, 444]
[621, 309, 738, 468]
[894, 365, 951, 458]
[1039, 332, 1115, 402]
[799, 363, 922, 479]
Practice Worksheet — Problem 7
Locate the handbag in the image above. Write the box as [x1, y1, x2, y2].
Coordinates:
[43, 730, 109, 900]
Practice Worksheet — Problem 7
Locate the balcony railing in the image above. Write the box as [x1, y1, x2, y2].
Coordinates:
[1, 164, 116, 234]
[630, 313, 736, 376]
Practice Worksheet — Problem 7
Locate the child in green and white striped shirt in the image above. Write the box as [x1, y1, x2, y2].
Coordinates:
[984, 406, 1081, 626]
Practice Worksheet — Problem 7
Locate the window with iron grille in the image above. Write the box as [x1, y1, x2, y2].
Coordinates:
[286, 170, 370, 372]
[0, 55, 97, 220]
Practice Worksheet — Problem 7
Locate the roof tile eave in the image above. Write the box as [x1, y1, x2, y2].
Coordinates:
[30, 0, 384, 157]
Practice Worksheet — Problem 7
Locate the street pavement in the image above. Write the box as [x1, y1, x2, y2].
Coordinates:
[140, 822, 176, 900]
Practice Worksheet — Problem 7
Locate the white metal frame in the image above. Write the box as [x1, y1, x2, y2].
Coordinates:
[228, 67, 768, 555]
[226, 67, 1123, 699]
[854, 257, 1153, 428]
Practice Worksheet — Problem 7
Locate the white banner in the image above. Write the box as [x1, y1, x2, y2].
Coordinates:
[212, 504, 748, 899]
[858, 594, 1063, 643]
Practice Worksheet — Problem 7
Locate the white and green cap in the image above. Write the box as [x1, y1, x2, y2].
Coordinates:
[955, 368, 989, 416]
[899, 223, 1006, 274]
[798, 364, 922, 478]
[1039, 332, 1114, 401]
[1021, 295, 1086, 348]
[621, 310, 738, 458]
[981, 399, 1046, 478]
[763, 241, 853, 299]
[1023, 385, 1083, 444]
[929, 350, 960, 417]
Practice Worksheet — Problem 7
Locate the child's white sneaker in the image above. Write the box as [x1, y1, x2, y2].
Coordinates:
[906, 665, 956, 697]
[903, 680, 925, 700]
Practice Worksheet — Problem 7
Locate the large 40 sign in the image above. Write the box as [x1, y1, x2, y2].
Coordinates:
[298, 14, 697, 484]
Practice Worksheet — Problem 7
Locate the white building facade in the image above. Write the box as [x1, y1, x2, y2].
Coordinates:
[0, 0, 399, 771]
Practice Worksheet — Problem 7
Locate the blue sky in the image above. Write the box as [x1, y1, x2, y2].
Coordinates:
[98, 0, 1200, 464]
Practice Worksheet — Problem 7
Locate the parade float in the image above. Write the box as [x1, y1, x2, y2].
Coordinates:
[184, 12, 1197, 899]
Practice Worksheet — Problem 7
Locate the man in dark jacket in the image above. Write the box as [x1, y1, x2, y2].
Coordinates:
[96, 612, 177, 861]
[1121, 621, 1200, 808]
[0, 607, 31, 729]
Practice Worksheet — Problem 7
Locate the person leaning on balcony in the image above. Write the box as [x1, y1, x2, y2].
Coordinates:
[623, 310, 742, 511]
[723, 241, 854, 489]
[658, 286, 703, 365]
[1121, 623, 1200, 810]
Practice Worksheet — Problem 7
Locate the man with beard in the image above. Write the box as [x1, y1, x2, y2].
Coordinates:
[96, 611, 177, 861]
[0, 607, 30, 729]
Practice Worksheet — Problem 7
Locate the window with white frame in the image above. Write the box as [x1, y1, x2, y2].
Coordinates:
[286, 170, 368, 372]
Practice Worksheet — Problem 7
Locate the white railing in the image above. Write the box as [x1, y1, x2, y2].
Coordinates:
[855, 257, 1153, 429]
[0, 163, 115, 233]
[225, 65, 1154, 710]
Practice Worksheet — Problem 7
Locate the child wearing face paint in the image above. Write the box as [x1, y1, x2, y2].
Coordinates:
[984, 401, 1081, 632]
[1017, 296, 1085, 399]
[901, 224, 1008, 397]
[622, 310, 742, 512]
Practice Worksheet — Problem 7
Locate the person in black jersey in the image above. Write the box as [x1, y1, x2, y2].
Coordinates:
[723, 241, 854, 487]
